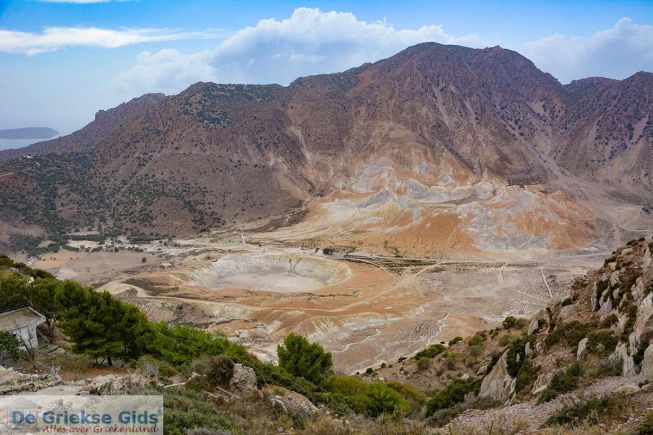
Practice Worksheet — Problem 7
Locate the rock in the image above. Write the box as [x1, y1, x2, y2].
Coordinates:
[577, 337, 589, 361]
[558, 305, 577, 323]
[614, 384, 640, 395]
[461, 373, 470, 381]
[591, 284, 601, 311]
[644, 246, 652, 271]
[642, 342, 653, 381]
[82, 375, 125, 395]
[525, 342, 532, 357]
[478, 352, 515, 404]
[635, 293, 653, 343]
[229, 363, 257, 395]
[599, 296, 613, 317]
[532, 372, 553, 395]
[527, 318, 539, 336]
[266, 386, 317, 417]
[633, 277, 645, 301]
[81, 374, 147, 395]
[610, 342, 634, 376]
[641, 382, 653, 392]
[610, 271, 620, 287]
[477, 365, 488, 376]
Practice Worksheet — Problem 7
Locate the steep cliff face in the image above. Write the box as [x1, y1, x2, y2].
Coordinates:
[0, 43, 651, 255]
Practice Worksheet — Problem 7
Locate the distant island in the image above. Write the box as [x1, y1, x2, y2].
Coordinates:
[0, 127, 58, 140]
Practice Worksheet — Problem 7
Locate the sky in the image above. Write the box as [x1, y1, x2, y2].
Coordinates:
[1, 0, 652, 135]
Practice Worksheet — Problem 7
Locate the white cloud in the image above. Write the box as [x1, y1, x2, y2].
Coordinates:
[0, 27, 223, 55]
[116, 7, 489, 93]
[523, 17, 653, 83]
[113, 49, 216, 94]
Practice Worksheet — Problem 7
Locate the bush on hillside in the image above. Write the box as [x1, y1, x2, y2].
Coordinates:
[277, 333, 333, 385]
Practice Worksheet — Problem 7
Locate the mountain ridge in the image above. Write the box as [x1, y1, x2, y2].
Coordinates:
[0, 42, 651, 256]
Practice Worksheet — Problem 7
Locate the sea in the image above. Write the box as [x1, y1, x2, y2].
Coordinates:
[0, 139, 38, 151]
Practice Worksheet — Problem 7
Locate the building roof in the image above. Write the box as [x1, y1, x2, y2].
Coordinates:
[0, 307, 46, 330]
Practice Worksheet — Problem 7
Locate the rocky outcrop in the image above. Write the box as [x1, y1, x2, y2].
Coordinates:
[577, 337, 588, 361]
[479, 352, 515, 404]
[265, 386, 317, 417]
[80, 374, 149, 395]
[0, 365, 61, 394]
[642, 343, 653, 381]
[229, 363, 258, 395]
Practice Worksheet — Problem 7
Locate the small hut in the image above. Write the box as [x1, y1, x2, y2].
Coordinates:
[0, 306, 46, 349]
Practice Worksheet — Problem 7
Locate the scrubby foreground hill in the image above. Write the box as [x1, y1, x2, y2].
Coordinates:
[370, 236, 653, 433]
[1, 43, 652, 256]
[1, 235, 653, 432]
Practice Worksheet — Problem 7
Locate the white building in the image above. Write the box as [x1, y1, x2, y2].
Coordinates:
[0, 307, 46, 349]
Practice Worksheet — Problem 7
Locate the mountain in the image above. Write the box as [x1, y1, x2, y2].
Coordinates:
[0, 43, 651, 255]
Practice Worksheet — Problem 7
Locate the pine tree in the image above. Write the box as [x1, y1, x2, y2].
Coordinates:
[277, 333, 333, 385]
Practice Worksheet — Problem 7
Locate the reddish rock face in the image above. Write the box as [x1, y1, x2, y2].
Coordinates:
[1, 42, 651, 255]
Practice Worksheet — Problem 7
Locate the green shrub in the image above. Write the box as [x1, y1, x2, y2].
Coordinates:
[515, 359, 539, 393]
[324, 376, 408, 417]
[634, 341, 650, 366]
[498, 333, 514, 346]
[135, 355, 177, 378]
[468, 335, 485, 347]
[417, 357, 430, 370]
[415, 343, 445, 359]
[445, 352, 460, 369]
[469, 344, 483, 357]
[502, 316, 519, 329]
[426, 378, 481, 416]
[277, 333, 333, 385]
[544, 321, 592, 349]
[448, 336, 463, 346]
[206, 356, 235, 386]
[426, 397, 500, 427]
[633, 411, 653, 435]
[543, 395, 625, 428]
[587, 330, 618, 356]
[538, 362, 583, 403]
[0, 331, 21, 365]
[621, 304, 638, 342]
[593, 357, 622, 378]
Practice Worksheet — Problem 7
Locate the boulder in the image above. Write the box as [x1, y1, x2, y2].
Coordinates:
[644, 246, 652, 272]
[81, 374, 147, 395]
[598, 295, 613, 317]
[609, 342, 634, 376]
[591, 284, 601, 311]
[525, 342, 532, 357]
[478, 352, 515, 404]
[266, 386, 317, 417]
[641, 342, 653, 381]
[614, 383, 640, 395]
[532, 372, 553, 395]
[576, 337, 589, 361]
[633, 277, 645, 301]
[609, 271, 620, 287]
[558, 305, 576, 323]
[229, 363, 258, 395]
[635, 293, 653, 343]
[477, 365, 488, 376]
[82, 375, 126, 395]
